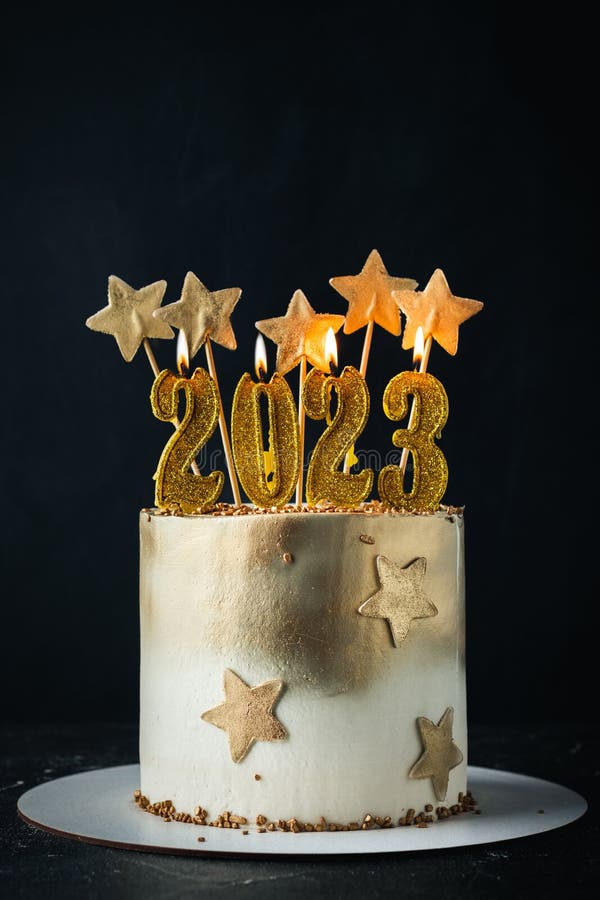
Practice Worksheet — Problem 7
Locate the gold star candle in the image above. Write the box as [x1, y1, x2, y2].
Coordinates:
[230, 334, 300, 508]
[151, 331, 224, 513]
[304, 329, 373, 507]
[378, 329, 449, 512]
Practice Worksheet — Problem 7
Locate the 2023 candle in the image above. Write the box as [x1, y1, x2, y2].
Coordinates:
[377, 369, 449, 512]
[151, 364, 224, 513]
[230, 339, 300, 507]
[303, 344, 373, 507]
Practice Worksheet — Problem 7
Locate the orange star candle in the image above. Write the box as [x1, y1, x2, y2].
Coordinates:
[304, 328, 373, 507]
[230, 333, 300, 508]
[377, 327, 449, 512]
[151, 330, 224, 513]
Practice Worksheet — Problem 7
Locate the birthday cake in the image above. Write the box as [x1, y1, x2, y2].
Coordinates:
[86, 251, 483, 833]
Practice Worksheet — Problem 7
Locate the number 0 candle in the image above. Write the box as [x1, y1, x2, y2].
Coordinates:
[230, 334, 300, 508]
[151, 331, 224, 513]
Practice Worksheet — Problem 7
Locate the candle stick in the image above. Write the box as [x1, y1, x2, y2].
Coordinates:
[304, 328, 373, 507]
[230, 334, 300, 507]
[256, 289, 345, 506]
[151, 330, 225, 513]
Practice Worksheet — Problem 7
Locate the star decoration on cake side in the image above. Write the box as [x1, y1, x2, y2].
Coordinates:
[408, 707, 464, 801]
[85, 275, 174, 362]
[393, 268, 484, 355]
[201, 669, 288, 763]
[329, 248, 418, 336]
[153, 271, 242, 359]
[256, 289, 345, 375]
[357, 555, 437, 647]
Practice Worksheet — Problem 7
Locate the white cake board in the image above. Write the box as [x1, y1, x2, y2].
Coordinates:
[17, 764, 587, 857]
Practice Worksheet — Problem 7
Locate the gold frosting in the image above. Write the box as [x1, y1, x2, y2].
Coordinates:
[357, 555, 438, 646]
[408, 707, 464, 801]
[201, 669, 287, 763]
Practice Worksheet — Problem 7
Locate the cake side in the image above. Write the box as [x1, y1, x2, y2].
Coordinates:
[139, 508, 467, 824]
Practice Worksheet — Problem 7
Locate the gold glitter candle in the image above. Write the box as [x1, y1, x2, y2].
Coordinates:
[230, 372, 300, 508]
[151, 367, 224, 513]
[303, 365, 373, 507]
[378, 371, 449, 512]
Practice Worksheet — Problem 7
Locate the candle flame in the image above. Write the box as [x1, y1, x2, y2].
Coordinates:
[177, 329, 190, 376]
[413, 326, 425, 367]
[255, 332, 268, 380]
[325, 327, 338, 372]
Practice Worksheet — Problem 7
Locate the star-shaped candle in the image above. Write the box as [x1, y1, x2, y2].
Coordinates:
[201, 669, 287, 763]
[357, 555, 437, 646]
[408, 707, 464, 802]
[256, 290, 345, 505]
[230, 333, 300, 508]
[154, 272, 242, 506]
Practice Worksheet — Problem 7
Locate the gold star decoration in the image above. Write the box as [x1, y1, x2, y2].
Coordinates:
[408, 707, 464, 801]
[329, 248, 418, 336]
[256, 289, 345, 375]
[153, 271, 242, 359]
[358, 555, 437, 646]
[85, 275, 174, 362]
[393, 268, 484, 356]
[201, 669, 287, 763]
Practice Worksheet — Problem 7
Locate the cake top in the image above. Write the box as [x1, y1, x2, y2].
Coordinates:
[86, 250, 483, 515]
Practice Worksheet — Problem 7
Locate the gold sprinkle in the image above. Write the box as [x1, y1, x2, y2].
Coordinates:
[359, 534, 375, 544]
[254, 774, 262, 781]
[282, 552, 294, 564]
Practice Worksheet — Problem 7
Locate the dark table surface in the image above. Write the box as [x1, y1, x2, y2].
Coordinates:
[1, 721, 597, 899]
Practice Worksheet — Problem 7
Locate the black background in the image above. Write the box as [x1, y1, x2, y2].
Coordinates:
[1, 4, 595, 731]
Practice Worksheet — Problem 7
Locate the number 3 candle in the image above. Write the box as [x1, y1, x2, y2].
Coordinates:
[231, 334, 300, 508]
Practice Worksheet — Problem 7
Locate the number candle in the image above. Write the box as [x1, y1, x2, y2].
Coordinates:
[377, 327, 449, 512]
[304, 328, 373, 507]
[151, 330, 224, 513]
[230, 334, 300, 508]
